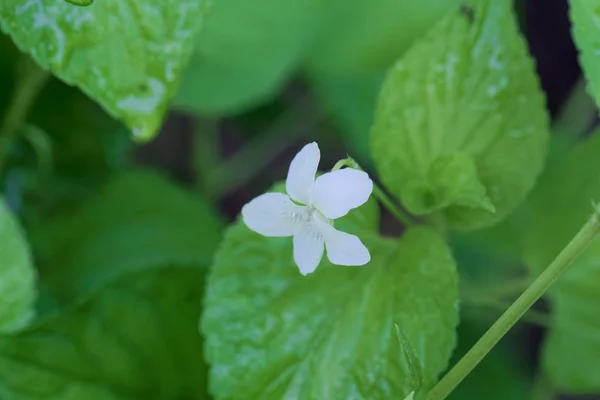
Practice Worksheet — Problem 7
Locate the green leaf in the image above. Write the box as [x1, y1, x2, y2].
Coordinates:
[517, 134, 588, 274]
[173, 0, 324, 115]
[0, 0, 209, 140]
[401, 153, 495, 215]
[570, 0, 600, 110]
[22, 78, 131, 218]
[518, 132, 600, 393]
[30, 169, 223, 306]
[0, 267, 210, 400]
[0, 35, 20, 118]
[202, 190, 458, 399]
[450, 135, 579, 269]
[31, 79, 127, 181]
[0, 197, 36, 333]
[307, 0, 460, 75]
[370, 0, 549, 231]
[0, 38, 129, 218]
[0, 169, 223, 399]
[308, 1, 458, 165]
[309, 72, 384, 166]
[541, 252, 600, 393]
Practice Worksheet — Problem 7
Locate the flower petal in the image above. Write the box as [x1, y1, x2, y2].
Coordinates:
[286, 142, 320, 205]
[311, 168, 373, 219]
[323, 226, 370, 266]
[293, 223, 325, 275]
[241, 193, 307, 237]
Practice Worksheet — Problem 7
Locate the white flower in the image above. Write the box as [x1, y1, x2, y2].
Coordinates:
[242, 142, 373, 275]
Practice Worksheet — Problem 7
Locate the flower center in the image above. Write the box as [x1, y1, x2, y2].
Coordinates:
[309, 207, 331, 226]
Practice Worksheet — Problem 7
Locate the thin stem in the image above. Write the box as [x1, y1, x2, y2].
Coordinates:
[207, 98, 317, 198]
[0, 58, 49, 172]
[426, 209, 600, 400]
[193, 118, 220, 200]
[372, 185, 415, 227]
[21, 124, 53, 177]
[332, 157, 415, 227]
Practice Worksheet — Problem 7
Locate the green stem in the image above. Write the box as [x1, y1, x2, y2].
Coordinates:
[207, 98, 317, 198]
[21, 124, 53, 177]
[193, 118, 220, 200]
[426, 209, 600, 400]
[373, 185, 414, 227]
[332, 157, 415, 227]
[0, 59, 49, 172]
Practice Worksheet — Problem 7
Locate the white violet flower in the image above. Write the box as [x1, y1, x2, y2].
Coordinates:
[242, 142, 373, 275]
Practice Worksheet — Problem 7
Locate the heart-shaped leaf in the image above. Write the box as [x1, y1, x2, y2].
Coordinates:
[370, 0, 549, 230]
[202, 192, 458, 399]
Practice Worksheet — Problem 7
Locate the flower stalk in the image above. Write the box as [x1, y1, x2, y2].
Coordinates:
[426, 206, 600, 400]
[0, 58, 49, 173]
[333, 157, 415, 227]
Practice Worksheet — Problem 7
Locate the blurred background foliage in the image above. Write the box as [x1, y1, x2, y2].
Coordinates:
[0, 0, 597, 399]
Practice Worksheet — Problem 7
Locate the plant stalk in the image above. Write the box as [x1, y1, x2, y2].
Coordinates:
[426, 209, 600, 400]
[0, 58, 49, 172]
[332, 157, 415, 227]
[206, 98, 316, 198]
